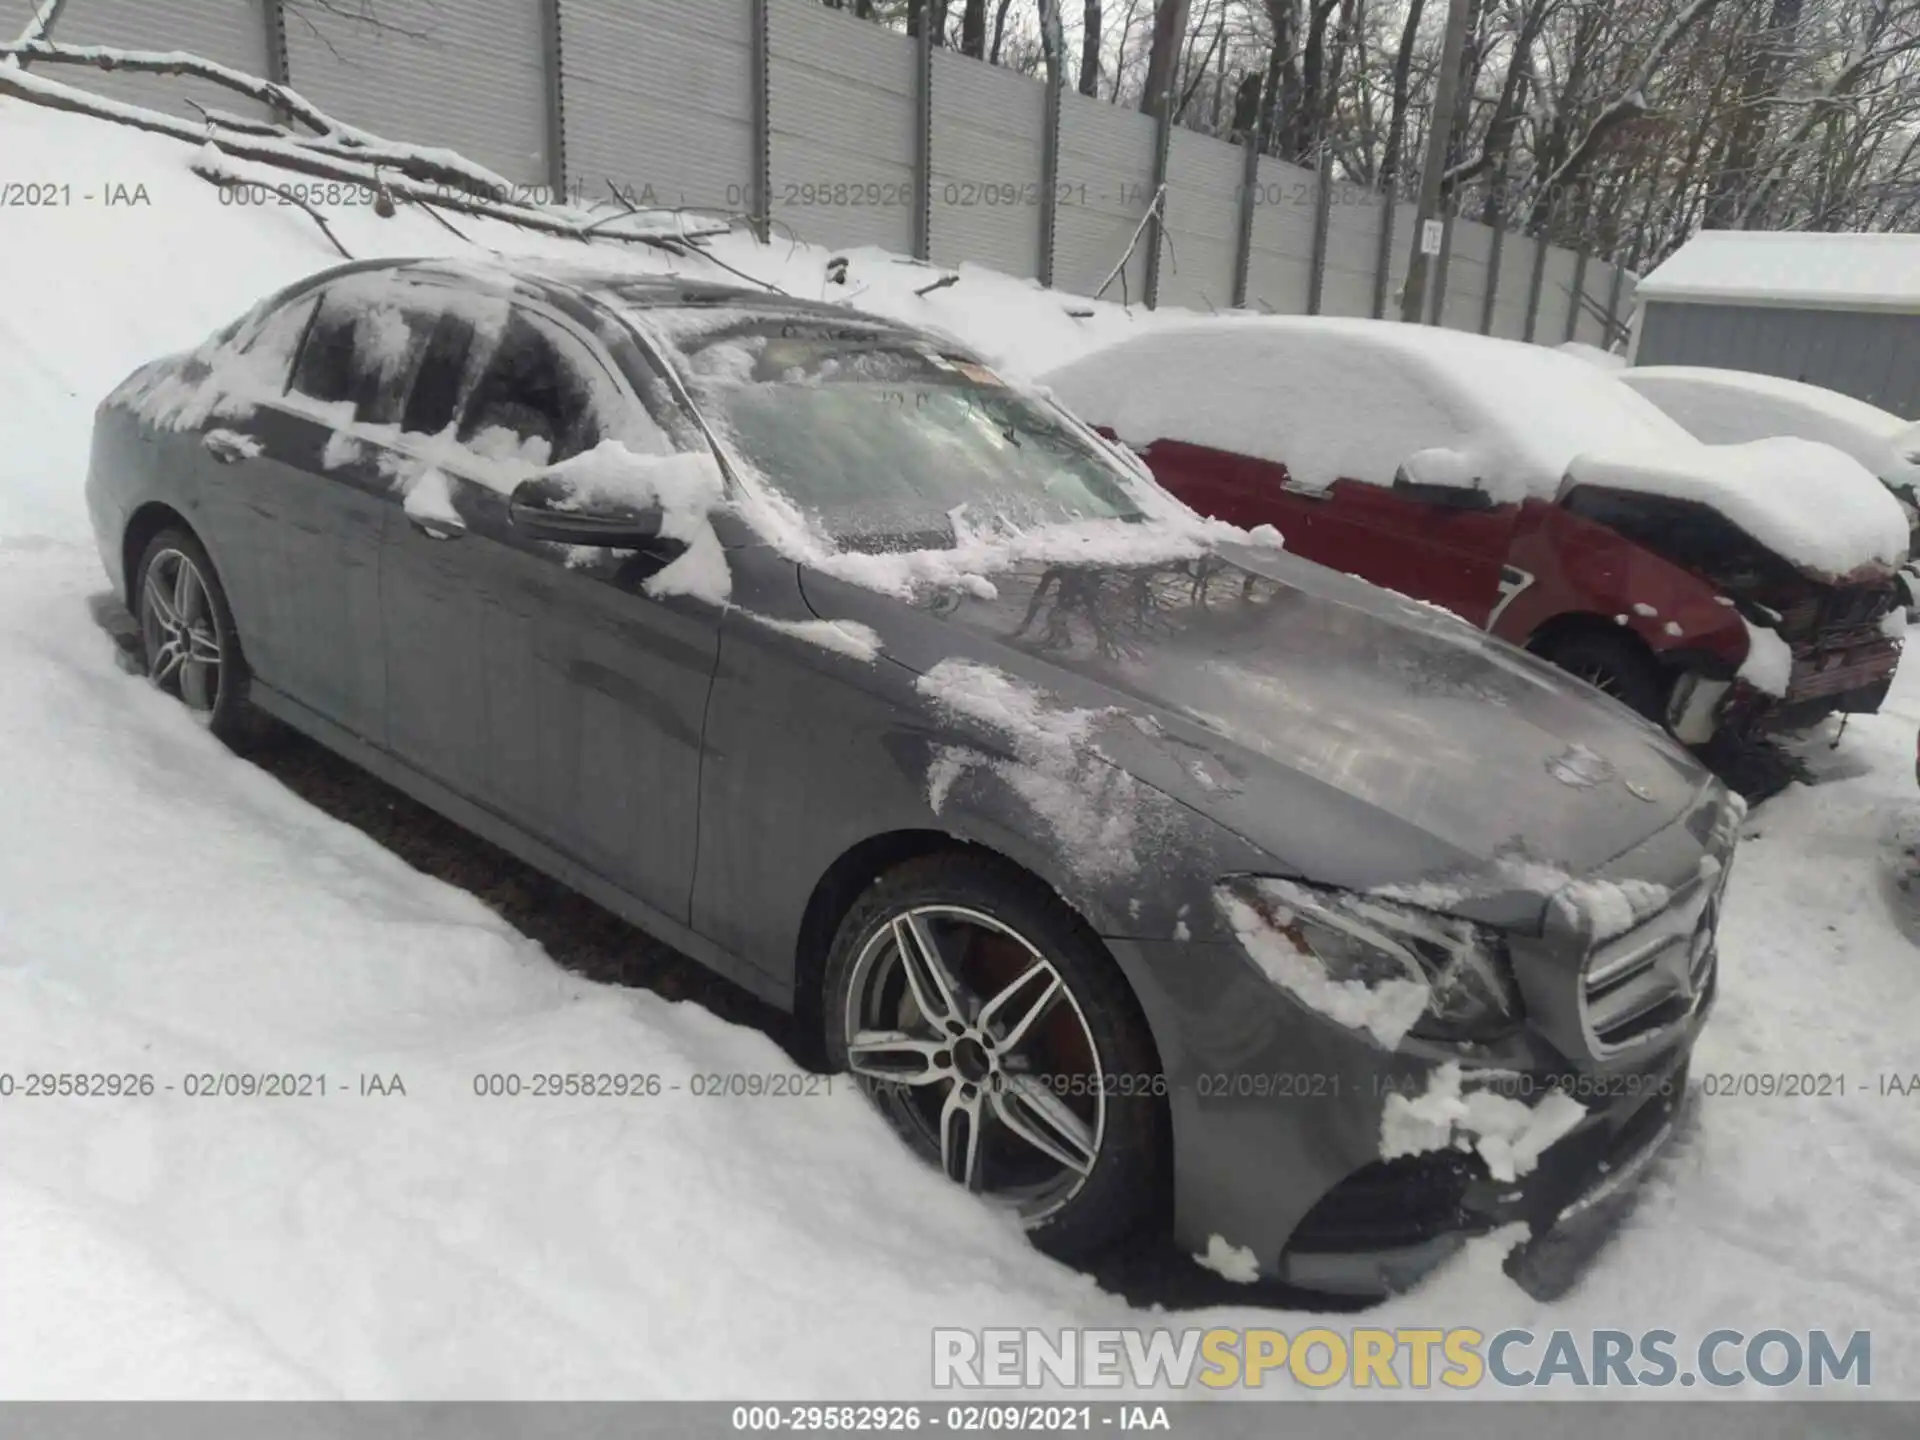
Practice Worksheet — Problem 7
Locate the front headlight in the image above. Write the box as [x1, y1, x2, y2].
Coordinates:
[1215, 877, 1523, 1046]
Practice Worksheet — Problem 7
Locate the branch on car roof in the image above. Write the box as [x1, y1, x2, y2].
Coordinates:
[0, 38, 522, 202]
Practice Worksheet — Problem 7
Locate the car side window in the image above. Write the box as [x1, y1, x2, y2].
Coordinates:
[235, 294, 320, 389]
[287, 295, 357, 408]
[286, 281, 463, 428]
[456, 308, 608, 467]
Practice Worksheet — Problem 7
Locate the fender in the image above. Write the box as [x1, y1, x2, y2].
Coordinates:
[1495, 500, 1750, 669]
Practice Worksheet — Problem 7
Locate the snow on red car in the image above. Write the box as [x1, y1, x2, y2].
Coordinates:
[1044, 319, 1909, 768]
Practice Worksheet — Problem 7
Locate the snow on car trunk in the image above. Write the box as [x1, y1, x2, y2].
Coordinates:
[1565, 436, 1912, 582]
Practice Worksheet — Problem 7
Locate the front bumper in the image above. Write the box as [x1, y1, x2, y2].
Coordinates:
[1112, 792, 1731, 1303]
[1280, 1045, 1695, 1299]
[1714, 634, 1901, 735]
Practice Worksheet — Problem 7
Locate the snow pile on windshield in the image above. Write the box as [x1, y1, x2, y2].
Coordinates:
[625, 306, 1281, 600]
[1566, 437, 1911, 579]
[1214, 888, 1431, 1047]
[1380, 1062, 1588, 1184]
[543, 442, 730, 603]
[915, 661, 1158, 880]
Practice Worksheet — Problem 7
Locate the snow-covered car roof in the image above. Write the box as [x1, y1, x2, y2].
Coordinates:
[1635, 230, 1920, 313]
[1041, 315, 1697, 502]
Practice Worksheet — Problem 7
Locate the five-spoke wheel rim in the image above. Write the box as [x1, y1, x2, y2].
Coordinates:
[140, 549, 223, 716]
[843, 905, 1105, 1222]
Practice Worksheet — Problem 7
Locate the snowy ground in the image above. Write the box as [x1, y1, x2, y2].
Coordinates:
[2, 100, 1919, 1400]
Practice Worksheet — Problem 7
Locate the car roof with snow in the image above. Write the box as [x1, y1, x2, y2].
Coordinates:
[289, 257, 932, 342]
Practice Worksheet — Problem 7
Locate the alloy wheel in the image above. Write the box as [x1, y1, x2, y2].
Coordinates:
[842, 905, 1105, 1222]
[140, 548, 224, 716]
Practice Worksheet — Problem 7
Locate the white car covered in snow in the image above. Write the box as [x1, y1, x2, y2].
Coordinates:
[1616, 365, 1920, 606]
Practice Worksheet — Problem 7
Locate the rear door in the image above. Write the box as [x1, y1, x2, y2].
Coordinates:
[378, 299, 723, 924]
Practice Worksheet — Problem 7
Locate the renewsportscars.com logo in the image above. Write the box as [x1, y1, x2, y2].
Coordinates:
[932, 1327, 1872, 1391]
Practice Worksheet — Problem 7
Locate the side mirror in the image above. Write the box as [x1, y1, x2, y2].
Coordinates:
[507, 473, 663, 547]
[1392, 449, 1497, 511]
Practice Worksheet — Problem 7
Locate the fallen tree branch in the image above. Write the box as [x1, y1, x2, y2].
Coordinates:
[190, 151, 354, 259]
[0, 61, 727, 253]
[1092, 183, 1168, 303]
[0, 39, 516, 201]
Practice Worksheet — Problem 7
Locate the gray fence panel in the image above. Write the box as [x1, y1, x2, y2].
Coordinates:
[283, 0, 547, 187]
[1050, 89, 1156, 303]
[15, 0, 1615, 342]
[1319, 185, 1384, 318]
[1490, 229, 1536, 339]
[1156, 128, 1241, 312]
[1440, 217, 1493, 332]
[1384, 198, 1420, 316]
[1572, 258, 1612, 345]
[1242, 153, 1317, 314]
[1537, 245, 1579, 342]
[26, 0, 269, 122]
[561, 0, 754, 213]
[764, 0, 915, 255]
[928, 48, 1044, 279]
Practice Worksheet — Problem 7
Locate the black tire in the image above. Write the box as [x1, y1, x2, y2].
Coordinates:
[132, 526, 258, 743]
[1534, 630, 1669, 725]
[823, 852, 1168, 1262]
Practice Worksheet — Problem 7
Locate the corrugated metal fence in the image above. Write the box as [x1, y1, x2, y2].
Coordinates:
[5, 0, 1628, 342]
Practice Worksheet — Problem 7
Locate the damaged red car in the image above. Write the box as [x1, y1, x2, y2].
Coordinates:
[1045, 320, 1909, 788]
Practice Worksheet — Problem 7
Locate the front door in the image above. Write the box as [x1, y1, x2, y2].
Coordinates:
[377, 300, 723, 922]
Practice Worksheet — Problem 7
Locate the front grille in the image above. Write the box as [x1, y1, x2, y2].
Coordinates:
[1580, 866, 1726, 1055]
[1773, 585, 1894, 644]
[1825, 585, 1897, 630]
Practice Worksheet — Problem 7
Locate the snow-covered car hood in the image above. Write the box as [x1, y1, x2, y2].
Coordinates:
[808, 542, 1719, 905]
[1562, 436, 1912, 584]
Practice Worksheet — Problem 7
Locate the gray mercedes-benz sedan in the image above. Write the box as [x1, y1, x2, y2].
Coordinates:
[85, 258, 1740, 1298]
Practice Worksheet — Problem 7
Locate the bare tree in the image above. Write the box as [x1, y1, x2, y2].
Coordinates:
[1140, 0, 1192, 114]
[1080, 0, 1105, 93]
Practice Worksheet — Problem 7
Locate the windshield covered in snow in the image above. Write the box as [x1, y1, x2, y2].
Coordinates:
[654, 317, 1147, 549]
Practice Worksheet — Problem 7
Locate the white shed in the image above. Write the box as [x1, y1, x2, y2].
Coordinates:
[1629, 231, 1920, 417]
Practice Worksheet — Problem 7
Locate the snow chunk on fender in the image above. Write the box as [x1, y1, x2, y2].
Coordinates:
[1381, 1063, 1587, 1184]
[915, 661, 1159, 881]
[543, 442, 730, 604]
